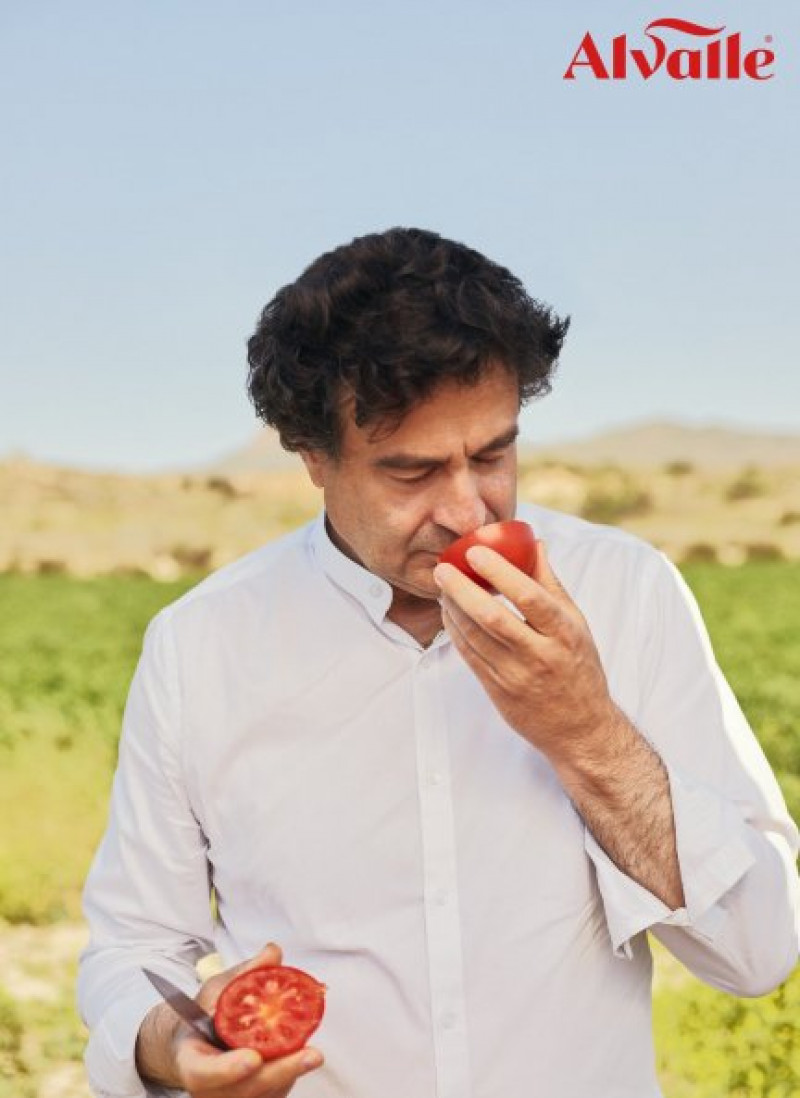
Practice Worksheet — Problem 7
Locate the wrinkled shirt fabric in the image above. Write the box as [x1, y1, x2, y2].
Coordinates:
[78, 503, 800, 1098]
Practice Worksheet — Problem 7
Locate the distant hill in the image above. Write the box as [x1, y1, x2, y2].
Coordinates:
[209, 429, 303, 473]
[210, 419, 800, 473]
[525, 419, 800, 470]
[4, 416, 800, 575]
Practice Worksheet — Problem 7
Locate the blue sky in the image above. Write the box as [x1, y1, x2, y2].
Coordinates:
[1, 0, 797, 471]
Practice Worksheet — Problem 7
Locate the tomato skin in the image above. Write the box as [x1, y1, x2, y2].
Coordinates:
[438, 520, 537, 591]
[213, 964, 326, 1060]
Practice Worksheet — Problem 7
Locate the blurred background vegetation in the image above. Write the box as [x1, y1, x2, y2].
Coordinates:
[1, 469, 798, 1096]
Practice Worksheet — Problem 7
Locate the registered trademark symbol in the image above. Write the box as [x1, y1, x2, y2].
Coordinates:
[765, 34, 773, 43]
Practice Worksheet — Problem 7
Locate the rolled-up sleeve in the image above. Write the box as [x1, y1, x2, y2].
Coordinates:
[586, 551, 800, 992]
[77, 609, 214, 1098]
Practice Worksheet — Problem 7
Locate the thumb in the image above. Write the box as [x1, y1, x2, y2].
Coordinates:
[199, 942, 284, 1009]
[233, 941, 284, 977]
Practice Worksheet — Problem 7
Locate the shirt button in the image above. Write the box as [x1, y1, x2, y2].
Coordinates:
[428, 771, 443, 786]
[441, 1011, 457, 1030]
[434, 889, 448, 907]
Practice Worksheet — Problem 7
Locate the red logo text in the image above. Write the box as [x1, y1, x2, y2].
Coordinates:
[564, 18, 775, 81]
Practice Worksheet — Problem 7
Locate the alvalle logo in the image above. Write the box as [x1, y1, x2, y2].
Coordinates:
[564, 18, 775, 81]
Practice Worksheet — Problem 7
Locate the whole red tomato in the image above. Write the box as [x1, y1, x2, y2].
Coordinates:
[213, 964, 326, 1060]
[438, 520, 537, 591]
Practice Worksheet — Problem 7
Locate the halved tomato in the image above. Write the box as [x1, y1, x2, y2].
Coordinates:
[213, 964, 326, 1060]
[439, 519, 537, 591]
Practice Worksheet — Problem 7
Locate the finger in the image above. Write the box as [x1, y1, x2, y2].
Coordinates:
[176, 1029, 323, 1096]
[175, 1034, 263, 1091]
[440, 594, 513, 667]
[216, 942, 283, 990]
[433, 562, 530, 647]
[220, 1046, 324, 1098]
[463, 546, 566, 636]
[532, 539, 569, 598]
[234, 941, 284, 976]
[198, 942, 284, 1014]
[438, 597, 502, 671]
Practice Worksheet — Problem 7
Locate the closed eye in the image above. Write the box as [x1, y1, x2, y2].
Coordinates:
[392, 468, 436, 484]
[392, 452, 507, 484]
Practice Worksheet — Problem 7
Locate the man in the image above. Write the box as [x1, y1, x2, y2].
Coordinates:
[78, 227, 799, 1098]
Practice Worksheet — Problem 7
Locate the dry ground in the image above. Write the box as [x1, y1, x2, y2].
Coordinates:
[2, 457, 799, 578]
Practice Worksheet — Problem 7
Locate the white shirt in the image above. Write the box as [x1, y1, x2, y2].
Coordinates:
[78, 502, 800, 1098]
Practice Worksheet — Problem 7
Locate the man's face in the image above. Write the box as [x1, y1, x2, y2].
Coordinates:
[301, 365, 520, 605]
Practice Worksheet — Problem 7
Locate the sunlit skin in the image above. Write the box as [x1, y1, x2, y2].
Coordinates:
[300, 364, 521, 647]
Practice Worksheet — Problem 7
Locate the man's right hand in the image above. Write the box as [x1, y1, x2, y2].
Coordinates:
[136, 942, 324, 1097]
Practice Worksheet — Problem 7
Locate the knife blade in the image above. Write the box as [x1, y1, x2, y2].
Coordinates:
[142, 968, 229, 1050]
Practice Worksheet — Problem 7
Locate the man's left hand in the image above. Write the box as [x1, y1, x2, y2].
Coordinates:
[433, 542, 615, 766]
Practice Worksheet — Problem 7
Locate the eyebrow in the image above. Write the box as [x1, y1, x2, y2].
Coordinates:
[373, 425, 520, 471]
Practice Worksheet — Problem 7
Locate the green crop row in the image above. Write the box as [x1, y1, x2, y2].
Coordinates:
[1, 563, 798, 922]
[653, 942, 800, 1097]
[0, 563, 798, 1097]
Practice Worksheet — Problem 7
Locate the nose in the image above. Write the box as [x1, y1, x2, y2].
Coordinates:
[432, 469, 488, 537]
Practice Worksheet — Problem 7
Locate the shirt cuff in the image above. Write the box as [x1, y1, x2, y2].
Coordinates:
[84, 982, 187, 1098]
[585, 762, 757, 959]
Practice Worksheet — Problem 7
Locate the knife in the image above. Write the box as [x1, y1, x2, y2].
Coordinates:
[142, 968, 229, 1050]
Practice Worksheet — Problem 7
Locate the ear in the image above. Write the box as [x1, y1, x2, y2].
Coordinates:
[298, 449, 328, 489]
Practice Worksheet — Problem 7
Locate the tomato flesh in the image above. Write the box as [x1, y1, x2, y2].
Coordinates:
[438, 519, 537, 591]
[213, 965, 325, 1059]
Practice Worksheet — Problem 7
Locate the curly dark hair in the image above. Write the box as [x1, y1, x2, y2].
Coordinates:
[247, 227, 569, 457]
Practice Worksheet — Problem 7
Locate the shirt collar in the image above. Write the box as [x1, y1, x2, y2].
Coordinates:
[309, 510, 395, 625]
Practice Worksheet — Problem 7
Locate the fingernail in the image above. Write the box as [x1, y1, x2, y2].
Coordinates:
[465, 546, 490, 566]
[237, 1050, 261, 1071]
[302, 1049, 322, 1070]
[432, 565, 444, 586]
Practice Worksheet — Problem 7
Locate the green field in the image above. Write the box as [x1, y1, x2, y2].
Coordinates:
[1, 563, 798, 1096]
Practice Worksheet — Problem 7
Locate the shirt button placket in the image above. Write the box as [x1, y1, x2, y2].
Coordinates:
[413, 649, 472, 1098]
